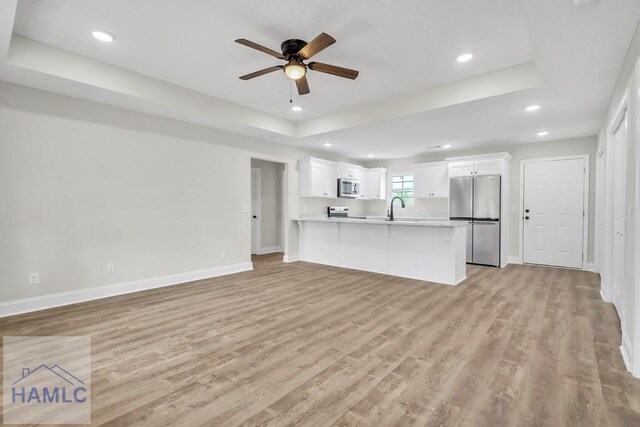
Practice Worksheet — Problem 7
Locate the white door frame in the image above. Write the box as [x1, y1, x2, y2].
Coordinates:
[519, 154, 590, 269]
[250, 157, 290, 261]
[634, 64, 640, 378]
[251, 167, 261, 255]
[602, 91, 629, 303]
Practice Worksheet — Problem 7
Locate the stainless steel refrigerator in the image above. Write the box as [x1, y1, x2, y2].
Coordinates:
[449, 175, 501, 267]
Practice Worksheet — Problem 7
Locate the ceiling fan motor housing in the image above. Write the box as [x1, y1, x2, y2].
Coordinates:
[281, 39, 308, 59]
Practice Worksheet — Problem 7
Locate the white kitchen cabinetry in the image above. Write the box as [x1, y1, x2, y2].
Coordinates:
[448, 158, 504, 177]
[448, 161, 475, 177]
[338, 163, 361, 180]
[413, 162, 449, 198]
[364, 168, 387, 200]
[299, 157, 338, 198]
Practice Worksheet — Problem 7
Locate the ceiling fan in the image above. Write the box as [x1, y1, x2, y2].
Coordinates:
[235, 33, 359, 95]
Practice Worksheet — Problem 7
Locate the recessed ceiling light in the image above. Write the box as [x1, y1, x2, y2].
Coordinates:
[525, 105, 541, 112]
[537, 131, 549, 137]
[323, 142, 332, 147]
[291, 105, 302, 112]
[456, 53, 473, 63]
[367, 154, 375, 158]
[92, 31, 114, 42]
[442, 144, 452, 148]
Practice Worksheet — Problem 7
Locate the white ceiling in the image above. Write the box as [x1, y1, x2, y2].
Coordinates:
[2, 0, 640, 160]
[12, 0, 533, 120]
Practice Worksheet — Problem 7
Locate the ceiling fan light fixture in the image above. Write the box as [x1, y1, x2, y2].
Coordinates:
[284, 61, 306, 80]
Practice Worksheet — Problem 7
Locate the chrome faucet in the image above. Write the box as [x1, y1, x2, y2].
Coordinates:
[388, 197, 406, 221]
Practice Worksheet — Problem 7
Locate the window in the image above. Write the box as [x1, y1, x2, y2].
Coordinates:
[391, 173, 414, 206]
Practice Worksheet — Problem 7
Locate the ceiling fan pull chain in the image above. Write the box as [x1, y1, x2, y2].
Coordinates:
[290, 80, 293, 104]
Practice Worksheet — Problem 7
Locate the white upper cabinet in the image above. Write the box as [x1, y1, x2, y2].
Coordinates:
[448, 161, 475, 178]
[364, 168, 387, 200]
[299, 158, 338, 198]
[413, 162, 449, 198]
[338, 163, 361, 180]
[474, 159, 503, 176]
[448, 157, 506, 177]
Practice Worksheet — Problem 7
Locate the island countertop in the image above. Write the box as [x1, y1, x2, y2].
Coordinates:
[295, 217, 468, 228]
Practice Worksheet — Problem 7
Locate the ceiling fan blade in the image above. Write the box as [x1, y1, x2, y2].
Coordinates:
[308, 62, 359, 80]
[239, 66, 283, 80]
[298, 33, 336, 59]
[296, 75, 310, 95]
[235, 39, 285, 60]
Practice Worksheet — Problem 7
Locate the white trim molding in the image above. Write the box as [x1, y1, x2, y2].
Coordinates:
[255, 246, 284, 255]
[621, 329, 634, 376]
[507, 256, 522, 265]
[0, 262, 253, 318]
[282, 254, 300, 263]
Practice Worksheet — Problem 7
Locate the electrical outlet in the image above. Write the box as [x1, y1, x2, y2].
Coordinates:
[29, 273, 39, 285]
[107, 263, 115, 274]
[220, 250, 226, 258]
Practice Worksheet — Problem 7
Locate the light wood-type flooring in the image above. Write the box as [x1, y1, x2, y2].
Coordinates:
[1, 253, 640, 426]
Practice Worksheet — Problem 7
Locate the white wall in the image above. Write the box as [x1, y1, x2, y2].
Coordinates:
[251, 159, 283, 251]
[365, 136, 598, 262]
[0, 81, 345, 308]
[596, 20, 640, 377]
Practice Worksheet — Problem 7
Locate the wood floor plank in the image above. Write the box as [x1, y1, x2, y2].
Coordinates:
[1, 253, 638, 426]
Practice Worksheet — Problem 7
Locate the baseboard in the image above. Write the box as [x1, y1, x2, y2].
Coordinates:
[255, 246, 284, 255]
[620, 331, 634, 376]
[282, 254, 300, 263]
[454, 276, 468, 286]
[600, 289, 611, 303]
[507, 256, 522, 265]
[0, 262, 253, 318]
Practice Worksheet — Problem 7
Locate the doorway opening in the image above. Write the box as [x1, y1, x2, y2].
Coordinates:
[251, 159, 285, 266]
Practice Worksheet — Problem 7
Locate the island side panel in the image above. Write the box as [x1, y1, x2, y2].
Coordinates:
[453, 225, 467, 284]
[337, 224, 389, 275]
[299, 221, 340, 266]
[388, 226, 458, 285]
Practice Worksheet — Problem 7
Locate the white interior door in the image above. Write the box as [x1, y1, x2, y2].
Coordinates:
[523, 158, 585, 268]
[612, 113, 627, 319]
[251, 167, 261, 255]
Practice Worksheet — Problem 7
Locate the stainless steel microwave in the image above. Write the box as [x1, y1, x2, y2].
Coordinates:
[338, 178, 360, 198]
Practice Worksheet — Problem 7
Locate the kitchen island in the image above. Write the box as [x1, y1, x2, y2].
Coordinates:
[296, 217, 467, 285]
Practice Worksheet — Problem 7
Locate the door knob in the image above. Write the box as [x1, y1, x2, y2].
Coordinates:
[525, 209, 530, 213]
[253, 215, 257, 219]
[525, 216, 530, 220]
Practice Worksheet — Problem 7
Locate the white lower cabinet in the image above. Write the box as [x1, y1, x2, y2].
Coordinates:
[413, 162, 449, 198]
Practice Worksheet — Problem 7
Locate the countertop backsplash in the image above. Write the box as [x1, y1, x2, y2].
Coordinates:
[299, 197, 449, 219]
